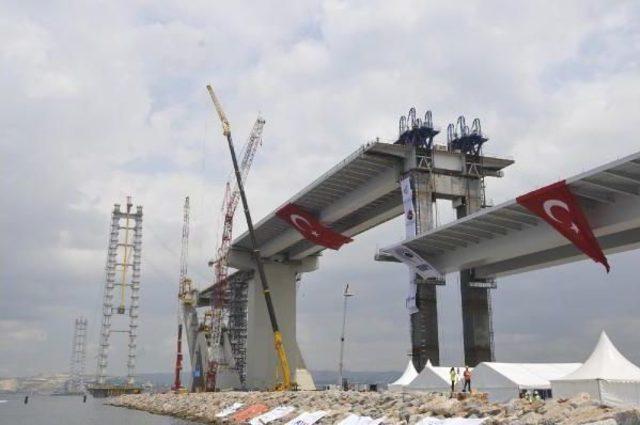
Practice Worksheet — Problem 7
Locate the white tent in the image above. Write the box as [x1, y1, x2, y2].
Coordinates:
[388, 360, 418, 391]
[407, 361, 462, 393]
[551, 331, 640, 407]
[473, 362, 581, 402]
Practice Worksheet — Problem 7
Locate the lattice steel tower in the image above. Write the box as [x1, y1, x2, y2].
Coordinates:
[96, 196, 143, 385]
[68, 317, 88, 393]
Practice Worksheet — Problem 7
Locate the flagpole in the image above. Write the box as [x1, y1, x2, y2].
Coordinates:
[338, 283, 353, 389]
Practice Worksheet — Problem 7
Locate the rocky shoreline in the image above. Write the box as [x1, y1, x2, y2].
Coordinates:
[107, 390, 640, 424]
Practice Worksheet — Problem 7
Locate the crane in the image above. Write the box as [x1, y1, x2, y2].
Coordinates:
[206, 84, 293, 391]
[173, 196, 191, 392]
[207, 116, 265, 390]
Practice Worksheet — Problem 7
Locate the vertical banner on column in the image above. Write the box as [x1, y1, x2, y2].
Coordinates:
[401, 176, 418, 312]
[406, 271, 419, 314]
[401, 177, 416, 238]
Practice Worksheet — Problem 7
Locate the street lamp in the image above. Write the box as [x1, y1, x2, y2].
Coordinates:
[338, 283, 354, 389]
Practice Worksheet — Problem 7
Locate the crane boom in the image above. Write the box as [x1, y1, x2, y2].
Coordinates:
[209, 117, 265, 389]
[174, 196, 191, 392]
[179, 196, 190, 284]
[206, 84, 293, 391]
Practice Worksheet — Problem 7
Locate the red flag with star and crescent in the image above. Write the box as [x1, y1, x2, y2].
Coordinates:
[516, 180, 610, 272]
[276, 203, 353, 250]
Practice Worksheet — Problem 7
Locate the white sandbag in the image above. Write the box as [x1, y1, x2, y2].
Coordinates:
[215, 402, 243, 418]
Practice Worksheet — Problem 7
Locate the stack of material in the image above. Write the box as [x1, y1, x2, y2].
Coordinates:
[551, 331, 640, 407]
[472, 362, 581, 402]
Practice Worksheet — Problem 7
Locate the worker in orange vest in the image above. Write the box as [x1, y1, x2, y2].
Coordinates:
[462, 366, 472, 393]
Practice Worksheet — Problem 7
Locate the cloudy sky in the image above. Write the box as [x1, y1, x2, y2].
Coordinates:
[2, 1, 640, 378]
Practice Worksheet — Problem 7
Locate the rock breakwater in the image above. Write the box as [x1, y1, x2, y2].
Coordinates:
[107, 390, 640, 424]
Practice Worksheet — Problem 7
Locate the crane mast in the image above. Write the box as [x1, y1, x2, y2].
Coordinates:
[206, 84, 292, 391]
[208, 117, 264, 390]
[174, 196, 191, 392]
[178, 196, 194, 301]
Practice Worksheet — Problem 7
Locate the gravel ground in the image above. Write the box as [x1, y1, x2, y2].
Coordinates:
[107, 390, 640, 424]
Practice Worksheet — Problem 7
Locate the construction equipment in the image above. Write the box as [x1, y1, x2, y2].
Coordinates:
[206, 84, 293, 391]
[172, 323, 185, 392]
[173, 196, 191, 393]
[208, 117, 265, 390]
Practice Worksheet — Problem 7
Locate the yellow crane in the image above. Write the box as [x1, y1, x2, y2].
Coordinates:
[206, 84, 293, 391]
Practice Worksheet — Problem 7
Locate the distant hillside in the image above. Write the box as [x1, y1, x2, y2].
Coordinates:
[0, 370, 401, 393]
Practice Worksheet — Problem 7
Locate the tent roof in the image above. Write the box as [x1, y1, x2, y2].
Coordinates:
[554, 331, 640, 381]
[407, 361, 462, 389]
[390, 360, 418, 386]
[480, 363, 581, 389]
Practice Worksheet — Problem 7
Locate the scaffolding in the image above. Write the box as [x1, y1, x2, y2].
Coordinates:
[96, 196, 143, 385]
[227, 271, 252, 388]
[68, 317, 88, 393]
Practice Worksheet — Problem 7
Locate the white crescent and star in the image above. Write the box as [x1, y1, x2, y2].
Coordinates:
[542, 199, 579, 234]
[290, 213, 320, 237]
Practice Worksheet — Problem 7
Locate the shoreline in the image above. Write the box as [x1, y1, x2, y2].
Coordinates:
[106, 390, 640, 424]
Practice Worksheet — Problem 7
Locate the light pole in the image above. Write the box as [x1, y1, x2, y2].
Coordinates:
[338, 283, 354, 389]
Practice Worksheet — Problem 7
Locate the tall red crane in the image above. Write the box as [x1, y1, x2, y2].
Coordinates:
[207, 116, 265, 391]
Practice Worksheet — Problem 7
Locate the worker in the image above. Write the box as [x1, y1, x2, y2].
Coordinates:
[533, 390, 541, 401]
[449, 367, 457, 394]
[462, 366, 472, 393]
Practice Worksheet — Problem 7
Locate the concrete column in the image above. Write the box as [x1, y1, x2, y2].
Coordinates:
[242, 258, 318, 390]
[409, 171, 440, 370]
[456, 182, 495, 366]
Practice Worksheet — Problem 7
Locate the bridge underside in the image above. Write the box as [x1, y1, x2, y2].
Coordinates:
[379, 151, 640, 278]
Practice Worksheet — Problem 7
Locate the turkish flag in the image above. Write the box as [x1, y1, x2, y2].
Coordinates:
[516, 181, 610, 272]
[276, 203, 353, 250]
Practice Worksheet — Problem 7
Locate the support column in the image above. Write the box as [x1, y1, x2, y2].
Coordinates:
[243, 257, 318, 390]
[456, 185, 495, 366]
[409, 171, 440, 370]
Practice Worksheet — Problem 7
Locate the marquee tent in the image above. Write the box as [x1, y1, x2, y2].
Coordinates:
[388, 360, 418, 391]
[407, 361, 463, 393]
[551, 331, 640, 407]
[473, 362, 581, 402]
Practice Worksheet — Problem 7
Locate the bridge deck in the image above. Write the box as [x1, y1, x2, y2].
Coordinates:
[379, 151, 640, 278]
[230, 141, 513, 263]
[231, 142, 409, 261]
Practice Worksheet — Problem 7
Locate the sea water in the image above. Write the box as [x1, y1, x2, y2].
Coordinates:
[0, 394, 199, 425]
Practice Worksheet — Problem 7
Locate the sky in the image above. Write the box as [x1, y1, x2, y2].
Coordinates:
[2, 0, 640, 378]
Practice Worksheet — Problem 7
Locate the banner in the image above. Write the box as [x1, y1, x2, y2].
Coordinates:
[276, 203, 353, 250]
[285, 410, 328, 425]
[232, 404, 269, 422]
[383, 244, 443, 280]
[215, 402, 243, 418]
[406, 272, 419, 314]
[516, 180, 610, 272]
[249, 406, 296, 425]
[401, 176, 416, 238]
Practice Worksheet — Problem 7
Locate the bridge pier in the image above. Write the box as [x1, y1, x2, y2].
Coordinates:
[230, 251, 318, 390]
[456, 188, 495, 366]
[408, 171, 440, 370]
